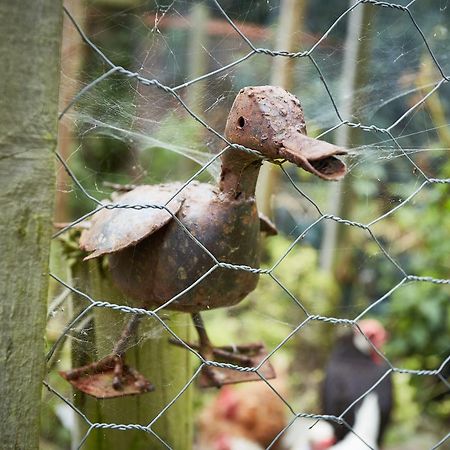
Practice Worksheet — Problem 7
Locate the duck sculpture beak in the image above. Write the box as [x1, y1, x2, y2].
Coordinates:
[224, 85, 347, 181]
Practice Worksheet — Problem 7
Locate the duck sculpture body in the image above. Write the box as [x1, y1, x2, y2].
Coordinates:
[62, 86, 347, 398]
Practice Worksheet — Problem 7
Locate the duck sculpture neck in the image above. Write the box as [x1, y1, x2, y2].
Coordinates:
[219, 149, 262, 200]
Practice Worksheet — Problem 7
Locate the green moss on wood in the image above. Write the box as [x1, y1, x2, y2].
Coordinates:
[0, 1, 63, 449]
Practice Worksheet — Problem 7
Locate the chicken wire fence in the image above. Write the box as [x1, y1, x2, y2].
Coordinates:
[46, 0, 450, 449]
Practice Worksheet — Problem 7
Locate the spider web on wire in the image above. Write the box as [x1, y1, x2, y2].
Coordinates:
[46, 1, 449, 449]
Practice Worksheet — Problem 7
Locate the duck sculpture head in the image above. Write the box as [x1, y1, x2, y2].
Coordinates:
[223, 85, 346, 181]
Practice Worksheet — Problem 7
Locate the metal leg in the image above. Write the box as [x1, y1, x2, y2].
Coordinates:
[111, 315, 141, 389]
[191, 312, 212, 349]
[60, 314, 154, 398]
[168, 313, 277, 388]
[191, 312, 224, 387]
[113, 315, 141, 355]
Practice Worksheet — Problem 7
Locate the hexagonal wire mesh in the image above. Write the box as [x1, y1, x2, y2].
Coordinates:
[46, 0, 449, 449]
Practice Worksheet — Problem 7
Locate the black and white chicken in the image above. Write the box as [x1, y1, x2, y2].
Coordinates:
[321, 320, 393, 446]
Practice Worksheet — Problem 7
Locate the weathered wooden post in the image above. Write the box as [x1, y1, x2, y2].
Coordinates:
[62, 241, 193, 450]
[0, 1, 63, 449]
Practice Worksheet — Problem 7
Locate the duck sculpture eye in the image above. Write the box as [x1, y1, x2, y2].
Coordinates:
[237, 116, 245, 128]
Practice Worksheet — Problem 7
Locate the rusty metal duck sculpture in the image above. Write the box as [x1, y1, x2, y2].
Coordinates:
[61, 86, 347, 398]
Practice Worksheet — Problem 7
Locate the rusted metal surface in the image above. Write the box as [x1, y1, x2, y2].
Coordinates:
[60, 356, 154, 399]
[198, 343, 276, 388]
[64, 86, 348, 396]
[80, 86, 347, 313]
[94, 87, 346, 312]
[80, 184, 184, 260]
[108, 185, 260, 312]
[170, 339, 276, 387]
[225, 86, 347, 180]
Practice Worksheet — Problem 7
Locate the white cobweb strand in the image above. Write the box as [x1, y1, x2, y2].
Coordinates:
[73, 112, 221, 178]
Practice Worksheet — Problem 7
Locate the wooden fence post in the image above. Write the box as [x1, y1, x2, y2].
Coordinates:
[68, 257, 193, 450]
[0, 1, 63, 449]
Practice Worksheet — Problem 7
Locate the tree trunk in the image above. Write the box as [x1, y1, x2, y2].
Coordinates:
[56, 0, 86, 223]
[0, 1, 63, 449]
[319, 1, 375, 315]
[186, 2, 209, 116]
[319, 0, 373, 272]
[416, 54, 450, 148]
[256, 0, 306, 217]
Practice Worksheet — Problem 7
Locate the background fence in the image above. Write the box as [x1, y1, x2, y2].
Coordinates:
[40, 0, 449, 449]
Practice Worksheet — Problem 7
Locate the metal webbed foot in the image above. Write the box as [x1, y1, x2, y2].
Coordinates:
[170, 313, 276, 388]
[170, 339, 276, 388]
[197, 341, 276, 388]
[60, 354, 154, 399]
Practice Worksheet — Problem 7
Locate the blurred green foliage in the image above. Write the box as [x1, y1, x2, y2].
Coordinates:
[49, 0, 450, 447]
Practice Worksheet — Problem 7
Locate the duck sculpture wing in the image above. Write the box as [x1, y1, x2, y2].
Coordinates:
[80, 184, 185, 260]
